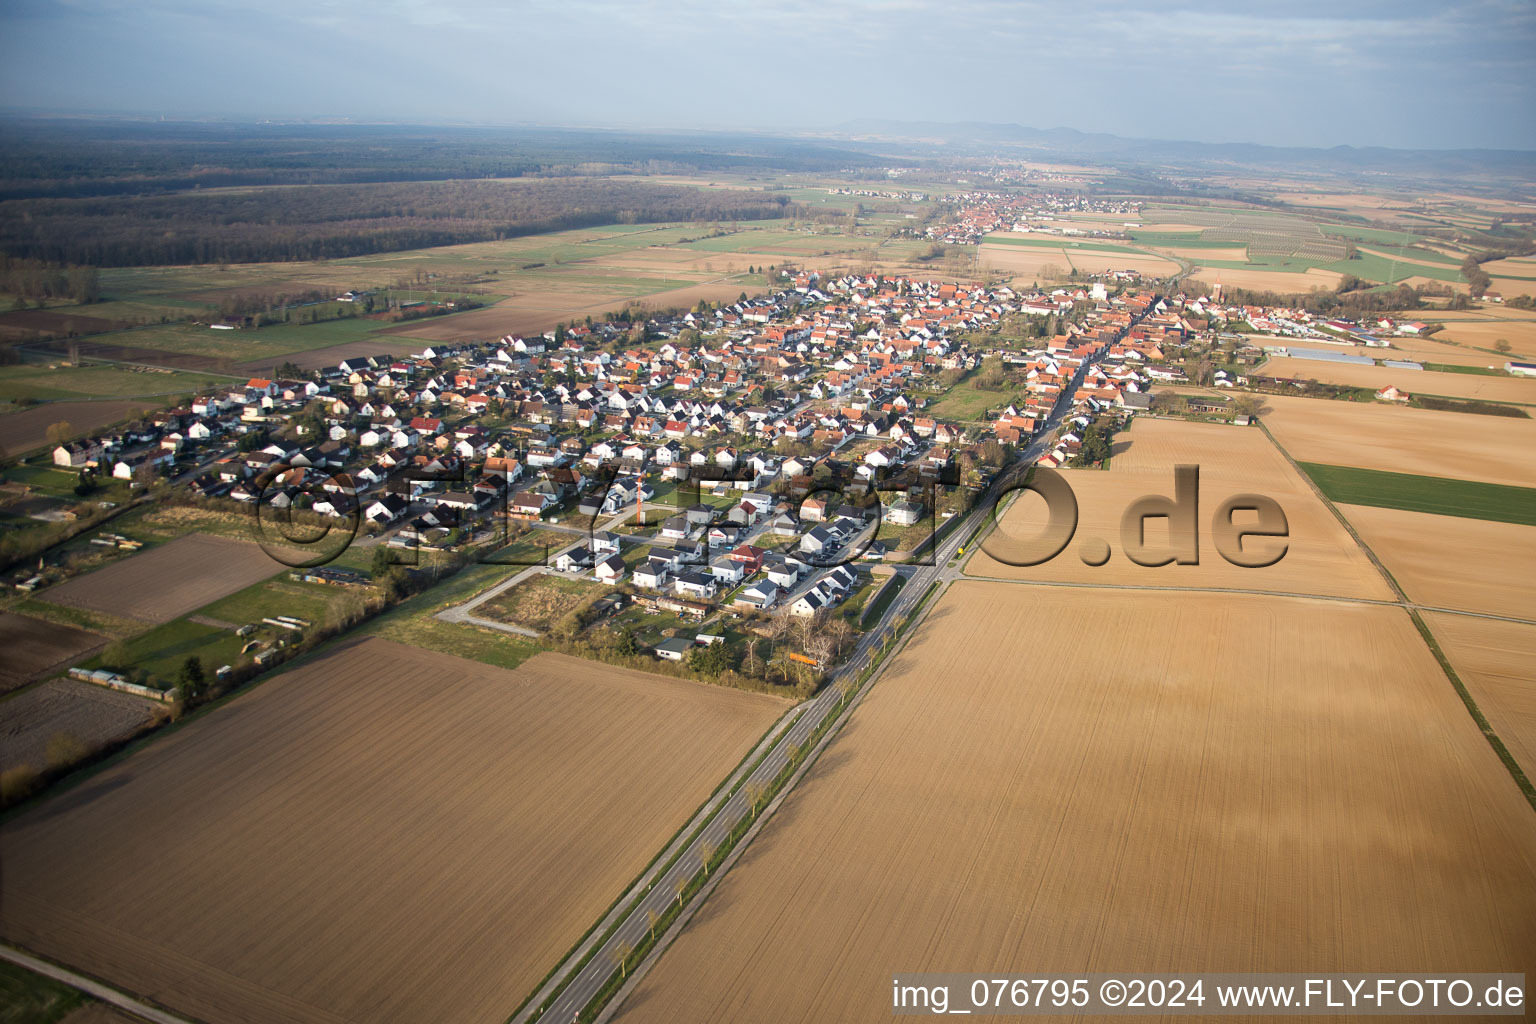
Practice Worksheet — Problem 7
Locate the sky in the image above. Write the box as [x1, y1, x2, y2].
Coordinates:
[2, 0, 1533, 151]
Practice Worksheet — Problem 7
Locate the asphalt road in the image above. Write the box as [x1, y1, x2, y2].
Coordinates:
[516, 327, 1127, 1024]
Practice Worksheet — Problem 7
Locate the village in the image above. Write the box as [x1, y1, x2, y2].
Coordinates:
[21, 269, 1189, 671]
[27, 255, 1525, 689]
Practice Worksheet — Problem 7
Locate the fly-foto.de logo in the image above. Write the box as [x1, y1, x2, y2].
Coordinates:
[979, 466, 1290, 569]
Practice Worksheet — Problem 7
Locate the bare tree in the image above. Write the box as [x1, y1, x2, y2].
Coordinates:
[45, 420, 73, 447]
[804, 625, 836, 668]
[824, 616, 855, 659]
[674, 876, 688, 908]
[837, 674, 860, 702]
[745, 780, 766, 819]
[646, 907, 660, 942]
[611, 939, 634, 980]
[699, 838, 717, 878]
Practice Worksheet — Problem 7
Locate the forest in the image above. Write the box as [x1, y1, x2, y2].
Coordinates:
[0, 121, 902, 200]
[0, 177, 826, 266]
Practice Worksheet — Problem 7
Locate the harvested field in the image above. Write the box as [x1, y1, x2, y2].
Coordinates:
[1188, 265, 1343, 292]
[382, 276, 758, 343]
[1481, 254, 1536, 277]
[1339, 505, 1536, 619]
[36, 533, 282, 623]
[1257, 391, 1536, 487]
[1380, 333, 1513, 368]
[0, 400, 154, 456]
[17, 336, 228, 373]
[0, 612, 108, 696]
[1423, 612, 1536, 778]
[1152, 245, 1250, 261]
[968, 418, 1392, 601]
[0, 638, 785, 1024]
[1261, 356, 1536, 404]
[1418, 316, 1536, 360]
[979, 242, 1177, 282]
[615, 584, 1536, 1024]
[0, 678, 162, 774]
[1490, 276, 1536, 299]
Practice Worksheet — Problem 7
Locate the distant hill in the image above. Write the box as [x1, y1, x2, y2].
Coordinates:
[831, 119, 1536, 181]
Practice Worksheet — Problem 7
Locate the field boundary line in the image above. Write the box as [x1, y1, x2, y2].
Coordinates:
[1259, 420, 1536, 813]
[504, 701, 802, 1023]
[517, 705, 804, 1022]
[595, 579, 939, 1023]
[0, 942, 199, 1024]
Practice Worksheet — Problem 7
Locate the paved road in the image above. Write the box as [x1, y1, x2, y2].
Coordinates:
[519, 316, 1143, 1024]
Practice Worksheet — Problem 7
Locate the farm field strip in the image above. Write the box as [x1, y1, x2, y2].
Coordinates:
[611, 583, 1536, 1024]
[34, 533, 288, 624]
[0, 400, 161, 456]
[1333, 504, 1536, 620]
[0, 611, 109, 695]
[1254, 391, 1536, 487]
[1423, 613, 1536, 783]
[1299, 464, 1536, 527]
[0, 639, 785, 1024]
[0, 679, 163, 780]
[966, 418, 1393, 601]
[1260, 355, 1536, 404]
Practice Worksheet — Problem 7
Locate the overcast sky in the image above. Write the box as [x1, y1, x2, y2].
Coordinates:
[2, 0, 1532, 150]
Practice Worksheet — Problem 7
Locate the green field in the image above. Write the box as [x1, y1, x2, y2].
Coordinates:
[1129, 231, 1236, 248]
[1421, 363, 1508, 376]
[927, 379, 1022, 421]
[3, 462, 92, 498]
[1318, 252, 1464, 284]
[1298, 462, 1536, 526]
[0, 960, 88, 1024]
[0, 362, 230, 402]
[75, 570, 365, 687]
[1322, 225, 1429, 246]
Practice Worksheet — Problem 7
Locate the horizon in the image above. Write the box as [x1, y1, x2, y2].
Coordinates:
[2, 0, 1533, 152]
[5, 110, 1536, 160]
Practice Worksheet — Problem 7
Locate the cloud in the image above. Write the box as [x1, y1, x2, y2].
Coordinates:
[1, 0, 1531, 149]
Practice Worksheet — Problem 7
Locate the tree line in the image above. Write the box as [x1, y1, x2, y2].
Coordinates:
[0, 256, 100, 303]
[0, 178, 820, 267]
[0, 120, 906, 201]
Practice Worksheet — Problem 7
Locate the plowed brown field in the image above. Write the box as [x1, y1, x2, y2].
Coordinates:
[614, 584, 1536, 1024]
[0, 639, 785, 1024]
[968, 418, 1392, 600]
[0, 612, 107, 695]
[36, 533, 282, 623]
